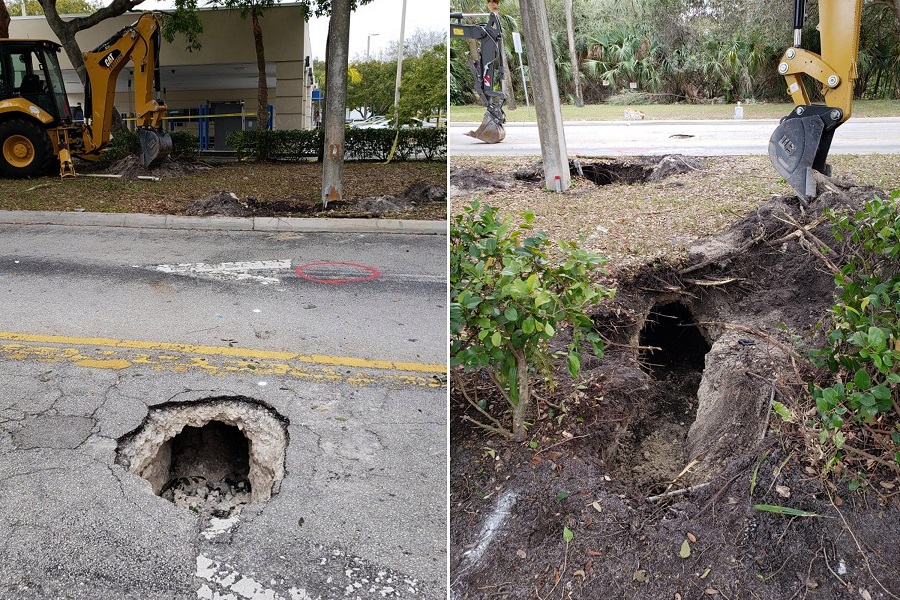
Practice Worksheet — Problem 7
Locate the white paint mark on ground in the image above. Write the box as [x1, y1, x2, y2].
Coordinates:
[196, 553, 282, 600]
[460, 490, 517, 570]
[147, 259, 292, 285]
[201, 516, 240, 540]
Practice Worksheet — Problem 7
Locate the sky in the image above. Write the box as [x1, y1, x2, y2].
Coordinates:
[306, 0, 446, 63]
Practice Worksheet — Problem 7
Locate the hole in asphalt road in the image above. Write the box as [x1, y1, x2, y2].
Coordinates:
[116, 396, 289, 517]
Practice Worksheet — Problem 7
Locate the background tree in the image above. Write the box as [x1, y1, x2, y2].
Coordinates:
[0, 2, 9, 37]
[451, 0, 900, 105]
[206, 0, 277, 130]
[563, 0, 582, 106]
[397, 43, 447, 121]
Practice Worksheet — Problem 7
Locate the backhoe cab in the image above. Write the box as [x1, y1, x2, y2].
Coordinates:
[0, 12, 171, 178]
[769, 0, 862, 200]
[451, 2, 507, 143]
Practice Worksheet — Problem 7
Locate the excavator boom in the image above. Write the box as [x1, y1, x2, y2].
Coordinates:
[451, 4, 507, 143]
[80, 12, 172, 168]
[768, 0, 862, 200]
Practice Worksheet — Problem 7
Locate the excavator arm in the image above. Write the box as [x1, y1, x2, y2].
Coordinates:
[768, 0, 862, 200]
[451, 3, 507, 143]
[79, 12, 172, 168]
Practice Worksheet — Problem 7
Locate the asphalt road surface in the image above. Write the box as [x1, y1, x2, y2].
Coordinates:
[0, 222, 447, 600]
[449, 117, 900, 157]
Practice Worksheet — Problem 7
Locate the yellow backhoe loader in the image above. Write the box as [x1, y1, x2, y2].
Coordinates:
[0, 11, 171, 178]
[769, 0, 862, 200]
[450, 2, 507, 143]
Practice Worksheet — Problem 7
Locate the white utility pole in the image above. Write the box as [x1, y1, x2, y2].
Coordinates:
[517, 0, 570, 192]
[392, 0, 408, 128]
[366, 33, 379, 60]
[512, 31, 529, 108]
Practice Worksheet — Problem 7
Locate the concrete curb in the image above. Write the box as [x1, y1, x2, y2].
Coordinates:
[0, 210, 447, 235]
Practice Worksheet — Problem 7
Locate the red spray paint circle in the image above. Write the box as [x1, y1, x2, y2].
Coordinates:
[294, 261, 381, 285]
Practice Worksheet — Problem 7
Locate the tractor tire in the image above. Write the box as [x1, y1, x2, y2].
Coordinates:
[0, 119, 54, 179]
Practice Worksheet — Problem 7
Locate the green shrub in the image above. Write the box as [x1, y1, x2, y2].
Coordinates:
[100, 129, 140, 165]
[169, 130, 200, 158]
[226, 127, 446, 162]
[450, 202, 614, 441]
[809, 191, 900, 466]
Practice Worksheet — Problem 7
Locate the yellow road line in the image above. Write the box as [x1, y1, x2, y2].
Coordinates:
[0, 332, 447, 388]
[0, 332, 445, 373]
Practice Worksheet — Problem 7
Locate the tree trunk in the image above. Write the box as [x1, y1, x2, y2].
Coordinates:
[251, 10, 268, 131]
[501, 40, 517, 110]
[466, 37, 479, 101]
[511, 348, 530, 442]
[564, 0, 583, 107]
[321, 0, 350, 208]
[0, 1, 10, 38]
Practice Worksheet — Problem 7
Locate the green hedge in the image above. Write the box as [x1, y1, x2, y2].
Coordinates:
[99, 128, 200, 165]
[225, 127, 446, 162]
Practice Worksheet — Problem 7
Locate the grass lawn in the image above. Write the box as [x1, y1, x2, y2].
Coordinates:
[0, 161, 447, 218]
[449, 100, 900, 122]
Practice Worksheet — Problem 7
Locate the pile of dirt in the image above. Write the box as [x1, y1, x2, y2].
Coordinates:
[106, 155, 211, 180]
[183, 191, 253, 217]
[449, 166, 514, 196]
[181, 181, 447, 219]
[353, 181, 447, 216]
[451, 175, 900, 599]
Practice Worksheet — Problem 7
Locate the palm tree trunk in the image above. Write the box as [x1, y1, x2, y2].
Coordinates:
[501, 42, 517, 110]
[252, 10, 268, 131]
[564, 0, 583, 107]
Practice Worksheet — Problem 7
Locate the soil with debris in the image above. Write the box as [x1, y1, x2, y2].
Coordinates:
[182, 180, 447, 220]
[451, 166, 900, 599]
[106, 155, 212, 180]
[161, 474, 251, 517]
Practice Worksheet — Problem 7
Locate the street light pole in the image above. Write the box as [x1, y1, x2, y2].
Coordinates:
[392, 0, 407, 128]
[366, 33, 379, 60]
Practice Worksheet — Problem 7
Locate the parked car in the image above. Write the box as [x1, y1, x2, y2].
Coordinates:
[350, 115, 388, 129]
[401, 118, 439, 129]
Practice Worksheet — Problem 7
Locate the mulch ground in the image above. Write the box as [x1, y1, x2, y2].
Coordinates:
[451, 159, 900, 599]
[0, 157, 447, 220]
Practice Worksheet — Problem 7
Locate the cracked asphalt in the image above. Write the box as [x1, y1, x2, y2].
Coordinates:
[0, 222, 448, 599]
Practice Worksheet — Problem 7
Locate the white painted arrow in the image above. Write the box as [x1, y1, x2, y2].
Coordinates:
[143, 259, 292, 285]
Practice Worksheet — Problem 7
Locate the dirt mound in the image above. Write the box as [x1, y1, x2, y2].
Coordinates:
[399, 181, 447, 203]
[451, 175, 900, 599]
[353, 181, 447, 216]
[107, 155, 211, 180]
[183, 191, 252, 217]
[449, 166, 514, 195]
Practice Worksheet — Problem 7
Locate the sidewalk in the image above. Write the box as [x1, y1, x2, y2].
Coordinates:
[0, 210, 447, 234]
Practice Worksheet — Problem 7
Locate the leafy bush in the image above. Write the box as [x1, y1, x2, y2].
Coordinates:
[227, 127, 446, 162]
[809, 191, 900, 466]
[98, 129, 199, 165]
[169, 130, 200, 158]
[226, 129, 323, 161]
[450, 202, 614, 441]
[100, 129, 141, 165]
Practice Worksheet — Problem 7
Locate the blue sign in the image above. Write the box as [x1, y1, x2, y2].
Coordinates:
[311, 90, 322, 101]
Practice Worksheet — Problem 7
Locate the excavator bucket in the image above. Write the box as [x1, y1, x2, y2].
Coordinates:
[137, 127, 173, 169]
[466, 112, 506, 144]
[768, 114, 824, 200]
[768, 105, 842, 201]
